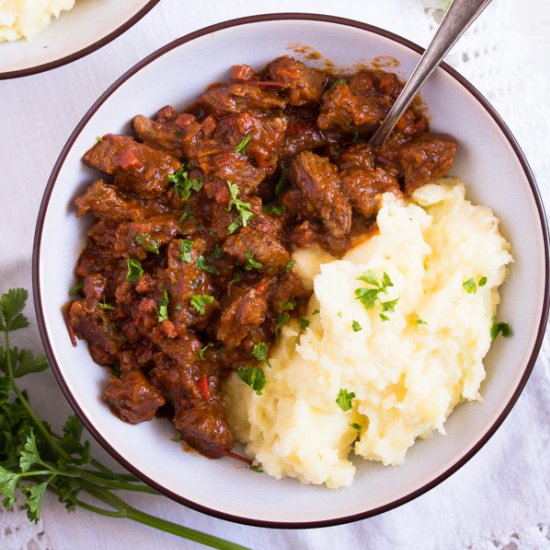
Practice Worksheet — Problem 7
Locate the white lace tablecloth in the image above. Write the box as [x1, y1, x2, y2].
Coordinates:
[1, 0, 549, 549]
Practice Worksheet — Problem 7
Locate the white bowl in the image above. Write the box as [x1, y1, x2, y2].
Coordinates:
[0, 0, 159, 79]
[33, 14, 550, 527]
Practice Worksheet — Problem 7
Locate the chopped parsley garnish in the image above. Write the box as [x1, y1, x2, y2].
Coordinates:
[327, 78, 347, 93]
[462, 278, 477, 294]
[490, 317, 512, 340]
[312, 309, 320, 315]
[190, 294, 214, 315]
[234, 135, 252, 154]
[98, 298, 115, 311]
[180, 239, 194, 263]
[249, 465, 263, 473]
[416, 318, 428, 325]
[95, 136, 103, 142]
[275, 312, 290, 335]
[211, 243, 223, 260]
[226, 182, 253, 234]
[478, 276, 488, 287]
[352, 320, 362, 332]
[262, 203, 286, 216]
[198, 342, 214, 360]
[336, 388, 355, 412]
[125, 258, 143, 283]
[237, 366, 266, 395]
[279, 300, 296, 312]
[252, 342, 271, 366]
[135, 233, 160, 255]
[179, 206, 193, 221]
[299, 317, 310, 331]
[244, 251, 263, 271]
[168, 163, 202, 200]
[157, 289, 170, 322]
[274, 163, 288, 196]
[355, 270, 398, 319]
[349, 422, 362, 431]
[196, 255, 220, 275]
[285, 259, 296, 270]
[69, 281, 84, 296]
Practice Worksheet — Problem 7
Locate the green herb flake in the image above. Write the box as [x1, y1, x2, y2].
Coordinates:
[180, 239, 194, 263]
[98, 298, 115, 311]
[355, 270, 398, 319]
[134, 233, 160, 255]
[262, 203, 286, 216]
[352, 320, 362, 332]
[168, 164, 202, 200]
[226, 182, 254, 234]
[312, 309, 320, 315]
[252, 342, 269, 363]
[237, 366, 266, 395]
[349, 422, 362, 431]
[490, 317, 513, 340]
[299, 317, 310, 331]
[336, 388, 356, 412]
[211, 243, 223, 260]
[463, 278, 477, 294]
[327, 78, 347, 93]
[157, 289, 170, 323]
[379, 313, 390, 321]
[234, 135, 252, 154]
[125, 258, 143, 283]
[249, 465, 263, 473]
[198, 342, 214, 360]
[285, 259, 296, 270]
[190, 294, 214, 315]
[337, 310, 343, 318]
[196, 255, 220, 275]
[478, 276, 488, 287]
[95, 136, 103, 142]
[274, 163, 288, 196]
[68, 281, 84, 296]
[244, 251, 263, 271]
[275, 312, 290, 335]
[279, 301, 296, 312]
[416, 318, 428, 325]
[179, 206, 193, 221]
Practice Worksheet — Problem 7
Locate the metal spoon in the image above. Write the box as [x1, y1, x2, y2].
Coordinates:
[369, 0, 493, 148]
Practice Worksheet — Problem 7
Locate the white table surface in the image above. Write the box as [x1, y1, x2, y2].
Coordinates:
[1, 1, 549, 549]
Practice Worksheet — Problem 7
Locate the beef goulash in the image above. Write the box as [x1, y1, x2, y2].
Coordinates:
[66, 56, 457, 459]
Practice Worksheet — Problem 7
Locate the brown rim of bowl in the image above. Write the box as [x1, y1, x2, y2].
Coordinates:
[32, 12, 550, 529]
[0, 0, 160, 80]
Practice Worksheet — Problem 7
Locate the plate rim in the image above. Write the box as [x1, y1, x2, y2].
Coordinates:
[32, 12, 550, 529]
[0, 0, 160, 80]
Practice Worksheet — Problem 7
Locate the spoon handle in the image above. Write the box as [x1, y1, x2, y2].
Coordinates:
[369, 0, 493, 148]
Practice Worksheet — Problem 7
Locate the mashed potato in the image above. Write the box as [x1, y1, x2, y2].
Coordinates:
[0, 0, 75, 41]
[224, 178, 512, 488]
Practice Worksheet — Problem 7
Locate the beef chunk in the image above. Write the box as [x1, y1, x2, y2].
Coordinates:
[103, 370, 165, 424]
[396, 133, 457, 193]
[83, 134, 180, 198]
[266, 56, 324, 106]
[75, 179, 168, 221]
[132, 112, 187, 158]
[340, 167, 400, 218]
[290, 151, 351, 238]
[280, 114, 327, 158]
[216, 286, 268, 348]
[222, 227, 289, 271]
[317, 82, 391, 132]
[199, 82, 286, 116]
[336, 142, 375, 171]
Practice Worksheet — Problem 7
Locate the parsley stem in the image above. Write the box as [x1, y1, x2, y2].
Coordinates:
[4, 330, 71, 462]
[81, 486, 249, 550]
[80, 471, 158, 494]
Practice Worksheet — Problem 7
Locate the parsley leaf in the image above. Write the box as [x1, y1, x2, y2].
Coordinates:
[180, 239, 194, 263]
[198, 342, 214, 360]
[237, 366, 266, 395]
[196, 255, 219, 275]
[0, 288, 29, 332]
[234, 135, 252, 154]
[327, 78, 347, 92]
[135, 233, 160, 255]
[274, 163, 288, 196]
[352, 321, 362, 332]
[98, 298, 115, 311]
[262, 203, 286, 216]
[355, 271, 398, 319]
[244, 251, 263, 271]
[168, 164, 202, 200]
[252, 343, 270, 365]
[299, 317, 310, 331]
[490, 317, 512, 340]
[463, 278, 477, 294]
[416, 318, 428, 325]
[226, 182, 253, 234]
[190, 294, 214, 315]
[279, 301, 296, 312]
[285, 259, 296, 270]
[336, 388, 355, 412]
[275, 312, 290, 335]
[349, 422, 362, 431]
[68, 281, 84, 296]
[478, 276, 488, 287]
[126, 259, 143, 283]
[157, 289, 170, 322]
[211, 243, 223, 260]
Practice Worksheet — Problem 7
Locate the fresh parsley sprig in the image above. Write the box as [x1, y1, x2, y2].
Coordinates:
[226, 182, 253, 234]
[0, 288, 248, 550]
[355, 270, 399, 321]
